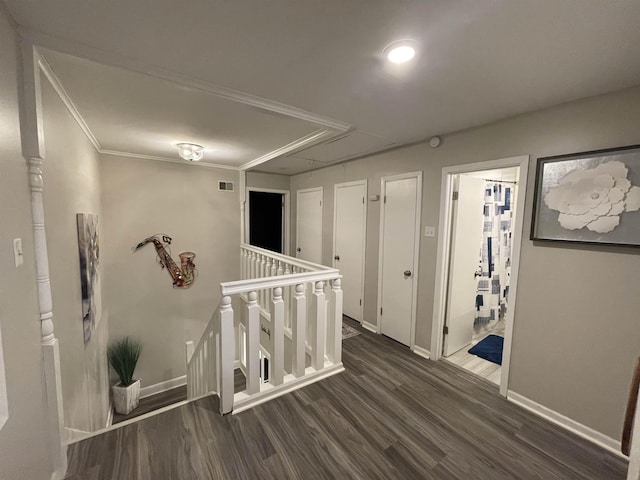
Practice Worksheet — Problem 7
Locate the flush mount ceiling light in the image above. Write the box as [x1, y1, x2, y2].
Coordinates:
[176, 143, 204, 161]
[383, 40, 417, 64]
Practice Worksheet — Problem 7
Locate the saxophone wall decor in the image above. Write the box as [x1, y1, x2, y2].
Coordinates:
[133, 234, 196, 288]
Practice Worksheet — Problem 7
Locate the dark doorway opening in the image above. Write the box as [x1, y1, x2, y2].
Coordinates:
[249, 191, 284, 253]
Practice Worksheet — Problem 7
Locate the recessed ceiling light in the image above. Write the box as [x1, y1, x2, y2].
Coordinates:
[387, 45, 415, 64]
[383, 40, 418, 64]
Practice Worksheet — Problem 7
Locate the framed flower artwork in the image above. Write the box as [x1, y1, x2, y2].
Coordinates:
[531, 145, 640, 246]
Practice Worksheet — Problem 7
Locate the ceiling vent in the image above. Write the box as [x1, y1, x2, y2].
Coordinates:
[218, 181, 234, 192]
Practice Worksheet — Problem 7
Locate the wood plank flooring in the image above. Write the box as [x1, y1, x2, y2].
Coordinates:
[65, 318, 627, 479]
[112, 370, 247, 425]
[446, 319, 506, 384]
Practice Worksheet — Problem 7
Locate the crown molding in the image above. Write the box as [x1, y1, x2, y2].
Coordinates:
[240, 129, 340, 170]
[100, 150, 240, 171]
[20, 28, 352, 132]
[38, 55, 102, 151]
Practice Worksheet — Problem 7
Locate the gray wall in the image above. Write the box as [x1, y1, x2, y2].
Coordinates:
[100, 156, 240, 388]
[41, 79, 110, 433]
[291, 84, 640, 440]
[247, 171, 290, 191]
[0, 7, 53, 479]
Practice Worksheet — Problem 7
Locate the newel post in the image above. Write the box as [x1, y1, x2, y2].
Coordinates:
[328, 278, 343, 364]
[20, 41, 67, 476]
[311, 281, 326, 369]
[245, 291, 261, 395]
[218, 296, 235, 414]
[271, 287, 285, 386]
[292, 284, 307, 378]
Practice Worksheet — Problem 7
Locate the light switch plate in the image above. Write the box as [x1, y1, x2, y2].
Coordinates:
[424, 226, 436, 237]
[13, 238, 24, 267]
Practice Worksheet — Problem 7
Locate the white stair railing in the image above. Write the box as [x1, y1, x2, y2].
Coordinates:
[184, 296, 235, 414]
[186, 244, 344, 415]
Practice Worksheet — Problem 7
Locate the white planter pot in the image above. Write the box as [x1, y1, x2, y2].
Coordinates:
[112, 379, 141, 415]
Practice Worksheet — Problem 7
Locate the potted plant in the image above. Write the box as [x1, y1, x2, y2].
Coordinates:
[107, 337, 142, 415]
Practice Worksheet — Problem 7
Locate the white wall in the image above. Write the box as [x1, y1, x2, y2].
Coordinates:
[40, 78, 111, 433]
[100, 156, 240, 388]
[0, 7, 53, 479]
[291, 84, 640, 440]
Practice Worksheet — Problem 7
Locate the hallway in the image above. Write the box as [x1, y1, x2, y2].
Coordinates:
[64, 318, 627, 479]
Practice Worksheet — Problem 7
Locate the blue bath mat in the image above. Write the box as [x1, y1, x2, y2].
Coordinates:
[468, 335, 503, 365]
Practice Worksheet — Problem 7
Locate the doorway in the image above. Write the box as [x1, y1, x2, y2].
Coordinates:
[296, 187, 323, 264]
[377, 172, 422, 347]
[246, 188, 289, 255]
[333, 180, 367, 323]
[431, 156, 529, 396]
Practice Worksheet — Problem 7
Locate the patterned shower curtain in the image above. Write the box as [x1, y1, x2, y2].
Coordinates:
[474, 182, 516, 326]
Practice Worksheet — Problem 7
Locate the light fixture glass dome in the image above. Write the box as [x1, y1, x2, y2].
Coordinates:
[176, 143, 204, 161]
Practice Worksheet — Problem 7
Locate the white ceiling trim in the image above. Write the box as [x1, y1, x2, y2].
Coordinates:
[20, 27, 352, 132]
[34, 43, 346, 173]
[100, 150, 240, 170]
[240, 129, 337, 170]
[38, 54, 102, 151]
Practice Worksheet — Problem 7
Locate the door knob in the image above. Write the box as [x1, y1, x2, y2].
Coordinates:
[404, 270, 412, 277]
[334, 255, 340, 261]
[296, 247, 301, 252]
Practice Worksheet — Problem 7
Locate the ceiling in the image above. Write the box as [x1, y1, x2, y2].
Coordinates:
[6, 0, 640, 174]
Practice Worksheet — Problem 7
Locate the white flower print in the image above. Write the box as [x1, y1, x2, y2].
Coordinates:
[544, 161, 640, 233]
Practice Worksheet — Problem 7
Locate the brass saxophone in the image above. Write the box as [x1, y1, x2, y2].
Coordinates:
[133, 235, 196, 288]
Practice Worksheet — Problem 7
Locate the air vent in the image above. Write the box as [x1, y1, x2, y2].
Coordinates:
[218, 181, 234, 192]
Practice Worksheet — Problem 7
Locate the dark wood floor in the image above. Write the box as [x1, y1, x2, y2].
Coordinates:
[112, 370, 247, 425]
[65, 319, 627, 479]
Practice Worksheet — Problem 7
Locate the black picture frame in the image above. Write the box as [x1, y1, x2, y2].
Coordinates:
[531, 144, 640, 247]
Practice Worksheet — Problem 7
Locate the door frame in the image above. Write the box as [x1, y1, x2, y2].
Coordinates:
[430, 155, 529, 397]
[246, 187, 291, 255]
[332, 179, 368, 323]
[376, 171, 423, 350]
[295, 186, 323, 262]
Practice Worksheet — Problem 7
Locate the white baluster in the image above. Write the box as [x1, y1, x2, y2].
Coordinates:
[271, 287, 285, 386]
[270, 258, 277, 277]
[328, 278, 343, 364]
[250, 251, 256, 279]
[265, 256, 273, 305]
[311, 281, 326, 370]
[185, 341, 194, 398]
[259, 255, 267, 308]
[219, 295, 235, 414]
[284, 263, 291, 276]
[241, 248, 248, 280]
[277, 260, 284, 276]
[292, 283, 307, 378]
[246, 291, 261, 395]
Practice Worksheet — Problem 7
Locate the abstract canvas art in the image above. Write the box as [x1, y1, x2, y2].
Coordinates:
[531, 145, 640, 246]
[77, 213, 100, 343]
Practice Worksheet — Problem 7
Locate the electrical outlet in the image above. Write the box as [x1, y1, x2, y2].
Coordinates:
[424, 226, 436, 238]
[13, 238, 24, 267]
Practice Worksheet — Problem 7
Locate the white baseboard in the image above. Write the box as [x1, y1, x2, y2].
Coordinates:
[234, 360, 241, 369]
[507, 390, 625, 459]
[361, 321, 378, 334]
[140, 375, 187, 399]
[411, 345, 431, 360]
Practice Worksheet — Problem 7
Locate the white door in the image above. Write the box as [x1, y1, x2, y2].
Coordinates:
[296, 188, 323, 264]
[379, 174, 421, 346]
[443, 175, 486, 356]
[333, 181, 367, 322]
